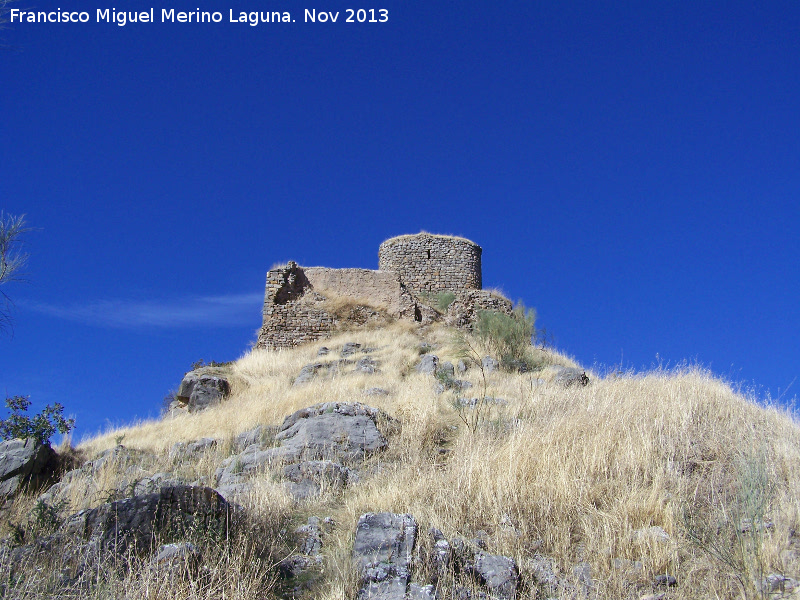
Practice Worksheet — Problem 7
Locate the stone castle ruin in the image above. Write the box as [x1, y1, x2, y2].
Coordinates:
[257, 233, 512, 350]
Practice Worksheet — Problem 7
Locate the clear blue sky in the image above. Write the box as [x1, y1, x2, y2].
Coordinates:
[2, 1, 799, 439]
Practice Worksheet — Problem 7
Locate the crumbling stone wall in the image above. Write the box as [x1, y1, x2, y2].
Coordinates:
[259, 262, 336, 350]
[257, 234, 511, 350]
[303, 267, 402, 314]
[378, 233, 482, 293]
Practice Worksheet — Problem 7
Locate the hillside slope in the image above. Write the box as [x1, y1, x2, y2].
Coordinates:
[3, 321, 800, 600]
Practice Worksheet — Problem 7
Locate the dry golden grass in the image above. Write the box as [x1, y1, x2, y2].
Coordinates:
[7, 322, 800, 599]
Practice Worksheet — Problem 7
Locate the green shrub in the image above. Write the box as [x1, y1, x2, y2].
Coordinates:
[475, 303, 536, 371]
[0, 395, 75, 444]
[191, 359, 231, 370]
[434, 292, 456, 313]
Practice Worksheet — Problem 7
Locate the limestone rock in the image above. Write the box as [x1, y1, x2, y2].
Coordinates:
[481, 356, 499, 373]
[417, 354, 439, 375]
[294, 362, 338, 385]
[216, 403, 392, 492]
[341, 342, 362, 357]
[574, 561, 593, 594]
[356, 356, 379, 374]
[274, 402, 390, 462]
[552, 367, 590, 387]
[526, 554, 561, 595]
[353, 512, 417, 600]
[63, 485, 230, 555]
[437, 361, 455, 377]
[233, 425, 269, 451]
[176, 369, 230, 412]
[471, 552, 519, 600]
[153, 541, 202, 577]
[407, 583, 438, 600]
[169, 437, 216, 459]
[282, 460, 355, 499]
[0, 438, 58, 499]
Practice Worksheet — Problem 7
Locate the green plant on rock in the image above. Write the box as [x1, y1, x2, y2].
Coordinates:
[0, 395, 75, 444]
[434, 291, 456, 313]
[682, 444, 777, 600]
[475, 302, 536, 371]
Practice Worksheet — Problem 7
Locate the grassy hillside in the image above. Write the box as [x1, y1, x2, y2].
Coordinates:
[3, 321, 800, 599]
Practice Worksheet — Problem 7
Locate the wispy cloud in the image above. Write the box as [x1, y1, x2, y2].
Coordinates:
[27, 293, 263, 328]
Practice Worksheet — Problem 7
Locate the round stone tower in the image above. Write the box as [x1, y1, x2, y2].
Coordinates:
[378, 233, 482, 292]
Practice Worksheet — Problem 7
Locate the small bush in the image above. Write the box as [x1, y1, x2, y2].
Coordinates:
[435, 291, 456, 312]
[475, 302, 536, 370]
[190, 359, 231, 371]
[0, 396, 75, 444]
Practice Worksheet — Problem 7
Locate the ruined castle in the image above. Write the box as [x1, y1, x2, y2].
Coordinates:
[256, 233, 512, 350]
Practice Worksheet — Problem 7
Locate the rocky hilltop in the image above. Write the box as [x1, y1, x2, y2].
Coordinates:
[1, 238, 800, 599]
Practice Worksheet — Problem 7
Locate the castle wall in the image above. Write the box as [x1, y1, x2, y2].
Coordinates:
[258, 303, 335, 350]
[259, 262, 336, 349]
[303, 267, 401, 314]
[257, 234, 509, 351]
[378, 233, 482, 293]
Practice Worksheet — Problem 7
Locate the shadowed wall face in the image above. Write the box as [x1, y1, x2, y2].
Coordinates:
[378, 234, 482, 293]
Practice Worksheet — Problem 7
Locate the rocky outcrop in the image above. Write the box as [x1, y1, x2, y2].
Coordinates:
[174, 368, 231, 412]
[282, 460, 357, 499]
[471, 551, 519, 600]
[353, 512, 418, 600]
[0, 438, 59, 498]
[552, 367, 590, 387]
[63, 485, 230, 554]
[216, 403, 393, 499]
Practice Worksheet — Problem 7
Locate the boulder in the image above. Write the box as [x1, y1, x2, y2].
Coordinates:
[552, 367, 590, 387]
[274, 402, 390, 462]
[233, 425, 267, 451]
[153, 541, 202, 577]
[481, 357, 499, 373]
[417, 355, 439, 375]
[353, 512, 417, 600]
[573, 561, 593, 594]
[0, 438, 58, 499]
[169, 437, 216, 459]
[293, 361, 341, 385]
[216, 403, 392, 491]
[63, 485, 230, 555]
[355, 357, 379, 374]
[176, 369, 230, 412]
[341, 342, 362, 357]
[471, 552, 519, 600]
[282, 460, 355, 499]
[437, 361, 455, 377]
[526, 554, 561, 596]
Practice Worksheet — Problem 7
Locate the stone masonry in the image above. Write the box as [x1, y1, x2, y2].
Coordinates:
[378, 233, 482, 293]
[257, 233, 511, 350]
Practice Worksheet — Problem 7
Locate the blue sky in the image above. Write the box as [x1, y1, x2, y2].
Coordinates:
[2, 1, 799, 439]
